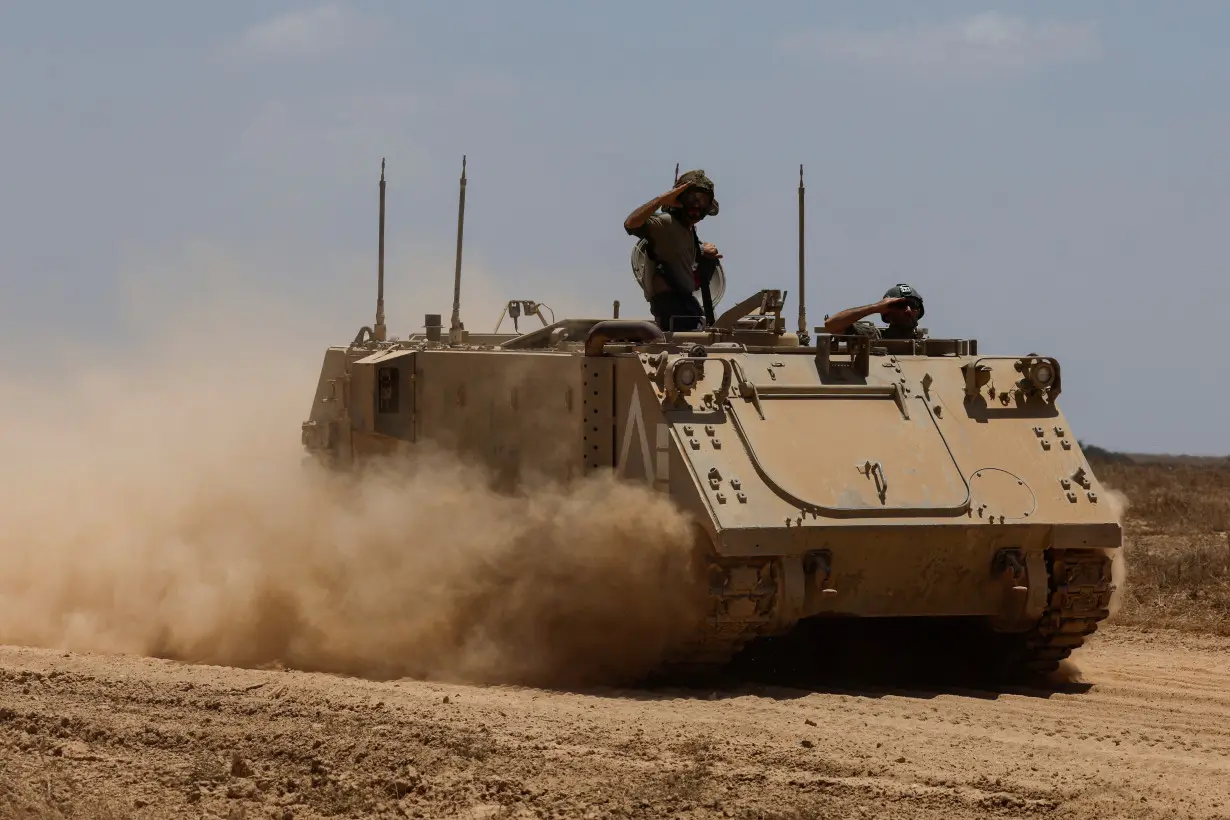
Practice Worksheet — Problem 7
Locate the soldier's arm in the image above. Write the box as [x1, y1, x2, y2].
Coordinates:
[624, 183, 690, 234]
[822, 298, 904, 334]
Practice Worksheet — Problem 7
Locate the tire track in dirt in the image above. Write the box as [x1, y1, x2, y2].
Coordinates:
[1, 626, 1229, 819]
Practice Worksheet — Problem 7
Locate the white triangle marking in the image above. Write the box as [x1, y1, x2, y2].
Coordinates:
[617, 383, 654, 483]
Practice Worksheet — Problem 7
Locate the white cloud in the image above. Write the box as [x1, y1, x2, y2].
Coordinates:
[217, 3, 386, 66]
[781, 11, 1100, 82]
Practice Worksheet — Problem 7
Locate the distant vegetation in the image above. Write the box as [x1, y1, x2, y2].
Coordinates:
[1085, 444, 1230, 635]
[1078, 442, 1135, 463]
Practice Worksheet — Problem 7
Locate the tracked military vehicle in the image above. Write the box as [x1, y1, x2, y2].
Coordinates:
[301, 159, 1120, 680]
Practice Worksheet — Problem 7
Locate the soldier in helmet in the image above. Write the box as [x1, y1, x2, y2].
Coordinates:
[823, 284, 927, 340]
[623, 169, 722, 332]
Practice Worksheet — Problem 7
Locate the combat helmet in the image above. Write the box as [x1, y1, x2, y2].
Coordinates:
[883, 283, 924, 319]
[675, 169, 719, 217]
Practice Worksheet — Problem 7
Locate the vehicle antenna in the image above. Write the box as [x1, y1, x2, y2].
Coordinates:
[374, 158, 387, 341]
[797, 164, 809, 345]
[449, 155, 467, 344]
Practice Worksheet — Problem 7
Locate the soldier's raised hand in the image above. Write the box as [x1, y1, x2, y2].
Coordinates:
[661, 183, 692, 208]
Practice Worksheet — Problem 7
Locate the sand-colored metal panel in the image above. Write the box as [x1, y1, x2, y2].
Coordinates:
[302, 282, 1119, 681]
[582, 357, 614, 473]
[415, 349, 584, 483]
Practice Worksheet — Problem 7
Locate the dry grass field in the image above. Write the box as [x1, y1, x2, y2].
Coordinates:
[1085, 444, 1230, 634]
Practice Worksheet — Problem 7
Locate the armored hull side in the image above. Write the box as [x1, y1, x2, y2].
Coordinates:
[302, 304, 1118, 681]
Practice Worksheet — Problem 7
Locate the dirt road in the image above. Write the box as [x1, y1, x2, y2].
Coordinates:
[1, 625, 1228, 820]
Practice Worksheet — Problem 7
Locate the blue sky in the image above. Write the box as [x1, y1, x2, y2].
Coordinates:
[1, 2, 1226, 454]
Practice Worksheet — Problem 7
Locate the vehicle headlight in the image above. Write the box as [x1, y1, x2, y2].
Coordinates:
[1029, 362, 1055, 389]
[673, 360, 699, 390]
[1014, 355, 1060, 395]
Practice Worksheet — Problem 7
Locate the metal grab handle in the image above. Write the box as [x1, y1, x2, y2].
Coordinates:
[698, 356, 734, 404]
[863, 460, 888, 503]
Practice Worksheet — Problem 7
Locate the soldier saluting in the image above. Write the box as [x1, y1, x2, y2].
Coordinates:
[823, 283, 928, 340]
[624, 169, 722, 332]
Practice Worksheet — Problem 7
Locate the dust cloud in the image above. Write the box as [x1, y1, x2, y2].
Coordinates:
[0, 294, 707, 689]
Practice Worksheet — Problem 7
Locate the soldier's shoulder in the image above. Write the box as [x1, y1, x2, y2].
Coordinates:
[848, 320, 880, 338]
[880, 324, 929, 341]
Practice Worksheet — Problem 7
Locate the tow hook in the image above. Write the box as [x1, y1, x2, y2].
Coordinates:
[990, 548, 1049, 631]
[992, 548, 1027, 585]
[804, 549, 837, 597]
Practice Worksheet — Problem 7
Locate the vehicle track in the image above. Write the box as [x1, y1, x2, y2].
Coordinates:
[1, 625, 1228, 819]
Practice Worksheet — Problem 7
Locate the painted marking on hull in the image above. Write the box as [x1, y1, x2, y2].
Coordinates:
[618, 383, 654, 483]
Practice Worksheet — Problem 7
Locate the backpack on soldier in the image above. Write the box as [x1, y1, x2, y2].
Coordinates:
[630, 237, 727, 307]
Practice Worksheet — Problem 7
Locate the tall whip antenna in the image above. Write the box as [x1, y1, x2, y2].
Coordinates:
[449, 155, 467, 343]
[797, 164, 809, 345]
[374, 158, 387, 341]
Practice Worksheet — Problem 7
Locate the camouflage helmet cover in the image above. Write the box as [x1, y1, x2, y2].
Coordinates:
[675, 169, 719, 216]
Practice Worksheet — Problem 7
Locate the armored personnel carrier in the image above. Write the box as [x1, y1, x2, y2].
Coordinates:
[301, 160, 1120, 681]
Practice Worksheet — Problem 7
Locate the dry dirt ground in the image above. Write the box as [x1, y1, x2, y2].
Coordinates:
[2, 625, 1229, 820]
[1, 442, 1226, 820]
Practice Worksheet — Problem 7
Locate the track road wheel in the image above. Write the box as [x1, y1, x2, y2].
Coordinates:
[989, 548, 1115, 682]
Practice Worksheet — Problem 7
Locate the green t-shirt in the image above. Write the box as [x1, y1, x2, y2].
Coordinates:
[626, 211, 699, 299]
